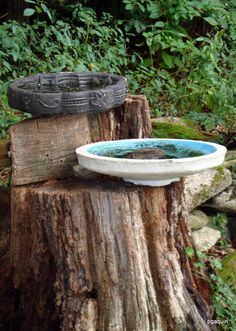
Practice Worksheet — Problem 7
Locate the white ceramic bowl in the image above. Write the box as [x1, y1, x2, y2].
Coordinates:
[76, 138, 227, 186]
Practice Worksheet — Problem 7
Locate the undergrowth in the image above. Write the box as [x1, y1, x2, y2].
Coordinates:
[186, 212, 236, 330]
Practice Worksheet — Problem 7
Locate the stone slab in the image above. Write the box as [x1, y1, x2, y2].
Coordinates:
[184, 167, 232, 211]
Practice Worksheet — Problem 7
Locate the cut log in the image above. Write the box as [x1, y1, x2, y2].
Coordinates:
[11, 178, 213, 331]
[10, 95, 151, 186]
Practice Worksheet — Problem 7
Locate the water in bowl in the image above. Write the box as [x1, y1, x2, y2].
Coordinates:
[97, 144, 205, 159]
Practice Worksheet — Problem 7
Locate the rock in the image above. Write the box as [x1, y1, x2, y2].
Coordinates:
[192, 226, 221, 251]
[223, 151, 236, 188]
[184, 167, 232, 211]
[188, 210, 209, 230]
[219, 251, 236, 289]
[223, 150, 236, 171]
[152, 116, 191, 126]
[152, 117, 212, 141]
[211, 182, 236, 213]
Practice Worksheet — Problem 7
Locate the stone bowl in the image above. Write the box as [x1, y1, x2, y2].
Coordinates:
[76, 138, 227, 186]
[8, 72, 128, 115]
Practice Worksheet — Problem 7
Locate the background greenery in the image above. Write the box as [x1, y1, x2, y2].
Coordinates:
[0, 0, 236, 144]
[0, 0, 236, 327]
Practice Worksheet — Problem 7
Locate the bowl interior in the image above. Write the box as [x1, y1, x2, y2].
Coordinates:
[86, 139, 217, 160]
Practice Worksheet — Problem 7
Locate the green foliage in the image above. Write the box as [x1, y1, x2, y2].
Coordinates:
[1, 0, 236, 143]
[185, 246, 194, 258]
[219, 252, 236, 290]
[0, 5, 127, 86]
[211, 274, 236, 330]
[186, 246, 236, 329]
[209, 213, 229, 237]
[123, 0, 236, 144]
[0, 99, 27, 139]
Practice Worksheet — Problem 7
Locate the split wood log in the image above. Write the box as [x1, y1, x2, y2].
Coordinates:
[11, 178, 213, 331]
[10, 94, 151, 186]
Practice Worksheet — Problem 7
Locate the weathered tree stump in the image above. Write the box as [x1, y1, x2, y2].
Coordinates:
[11, 179, 213, 331]
[9, 94, 214, 330]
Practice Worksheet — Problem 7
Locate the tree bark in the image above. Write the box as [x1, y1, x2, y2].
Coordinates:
[10, 95, 151, 186]
[0, 187, 21, 329]
[11, 178, 213, 331]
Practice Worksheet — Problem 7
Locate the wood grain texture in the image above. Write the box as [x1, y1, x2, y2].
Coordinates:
[11, 179, 213, 331]
[0, 139, 10, 167]
[10, 95, 152, 186]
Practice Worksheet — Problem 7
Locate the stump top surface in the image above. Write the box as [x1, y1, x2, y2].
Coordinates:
[24, 177, 180, 195]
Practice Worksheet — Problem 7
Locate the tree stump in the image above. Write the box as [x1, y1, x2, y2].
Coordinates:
[11, 179, 213, 331]
[9, 95, 213, 330]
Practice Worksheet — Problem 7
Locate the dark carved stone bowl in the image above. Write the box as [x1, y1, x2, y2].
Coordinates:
[8, 72, 128, 115]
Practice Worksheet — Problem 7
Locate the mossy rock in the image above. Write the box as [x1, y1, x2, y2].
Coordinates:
[219, 251, 236, 289]
[152, 122, 210, 141]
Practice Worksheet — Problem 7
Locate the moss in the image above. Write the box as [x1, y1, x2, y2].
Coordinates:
[219, 252, 236, 289]
[152, 122, 209, 140]
[213, 166, 225, 185]
[194, 186, 211, 204]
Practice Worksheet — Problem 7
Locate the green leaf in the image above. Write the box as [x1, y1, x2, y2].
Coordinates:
[197, 251, 207, 259]
[12, 45, 20, 62]
[161, 51, 174, 68]
[35, 5, 42, 14]
[148, 3, 160, 19]
[195, 37, 205, 42]
[165, 27, 188, 37]
[3, 60, 11, 71]
[204, 17, 218, 26]
[142, 57, 152, 67]
[23, 8, 35, 16]
[75, 62, 87, 72]
[137, 3, 145, 12]
[41, 3, 52, 21]
[131, 54, 136, 63]
[173, 57, 182, 68]
[211, 258, 222, 270]
[185, 247, 194, 258]
[230, 10, 236, 24]
[154, 21, 165, 28]
[41, 3, 48, 12]
[125, 4, 133, 10]
[24, 0, 36, 3]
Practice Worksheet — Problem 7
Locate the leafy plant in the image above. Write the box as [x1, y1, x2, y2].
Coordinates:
[186, 246, 236, 330]
[1, 0, 236, 144]
[122, 0, 236, 144]
[209, 213, 229, 238]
